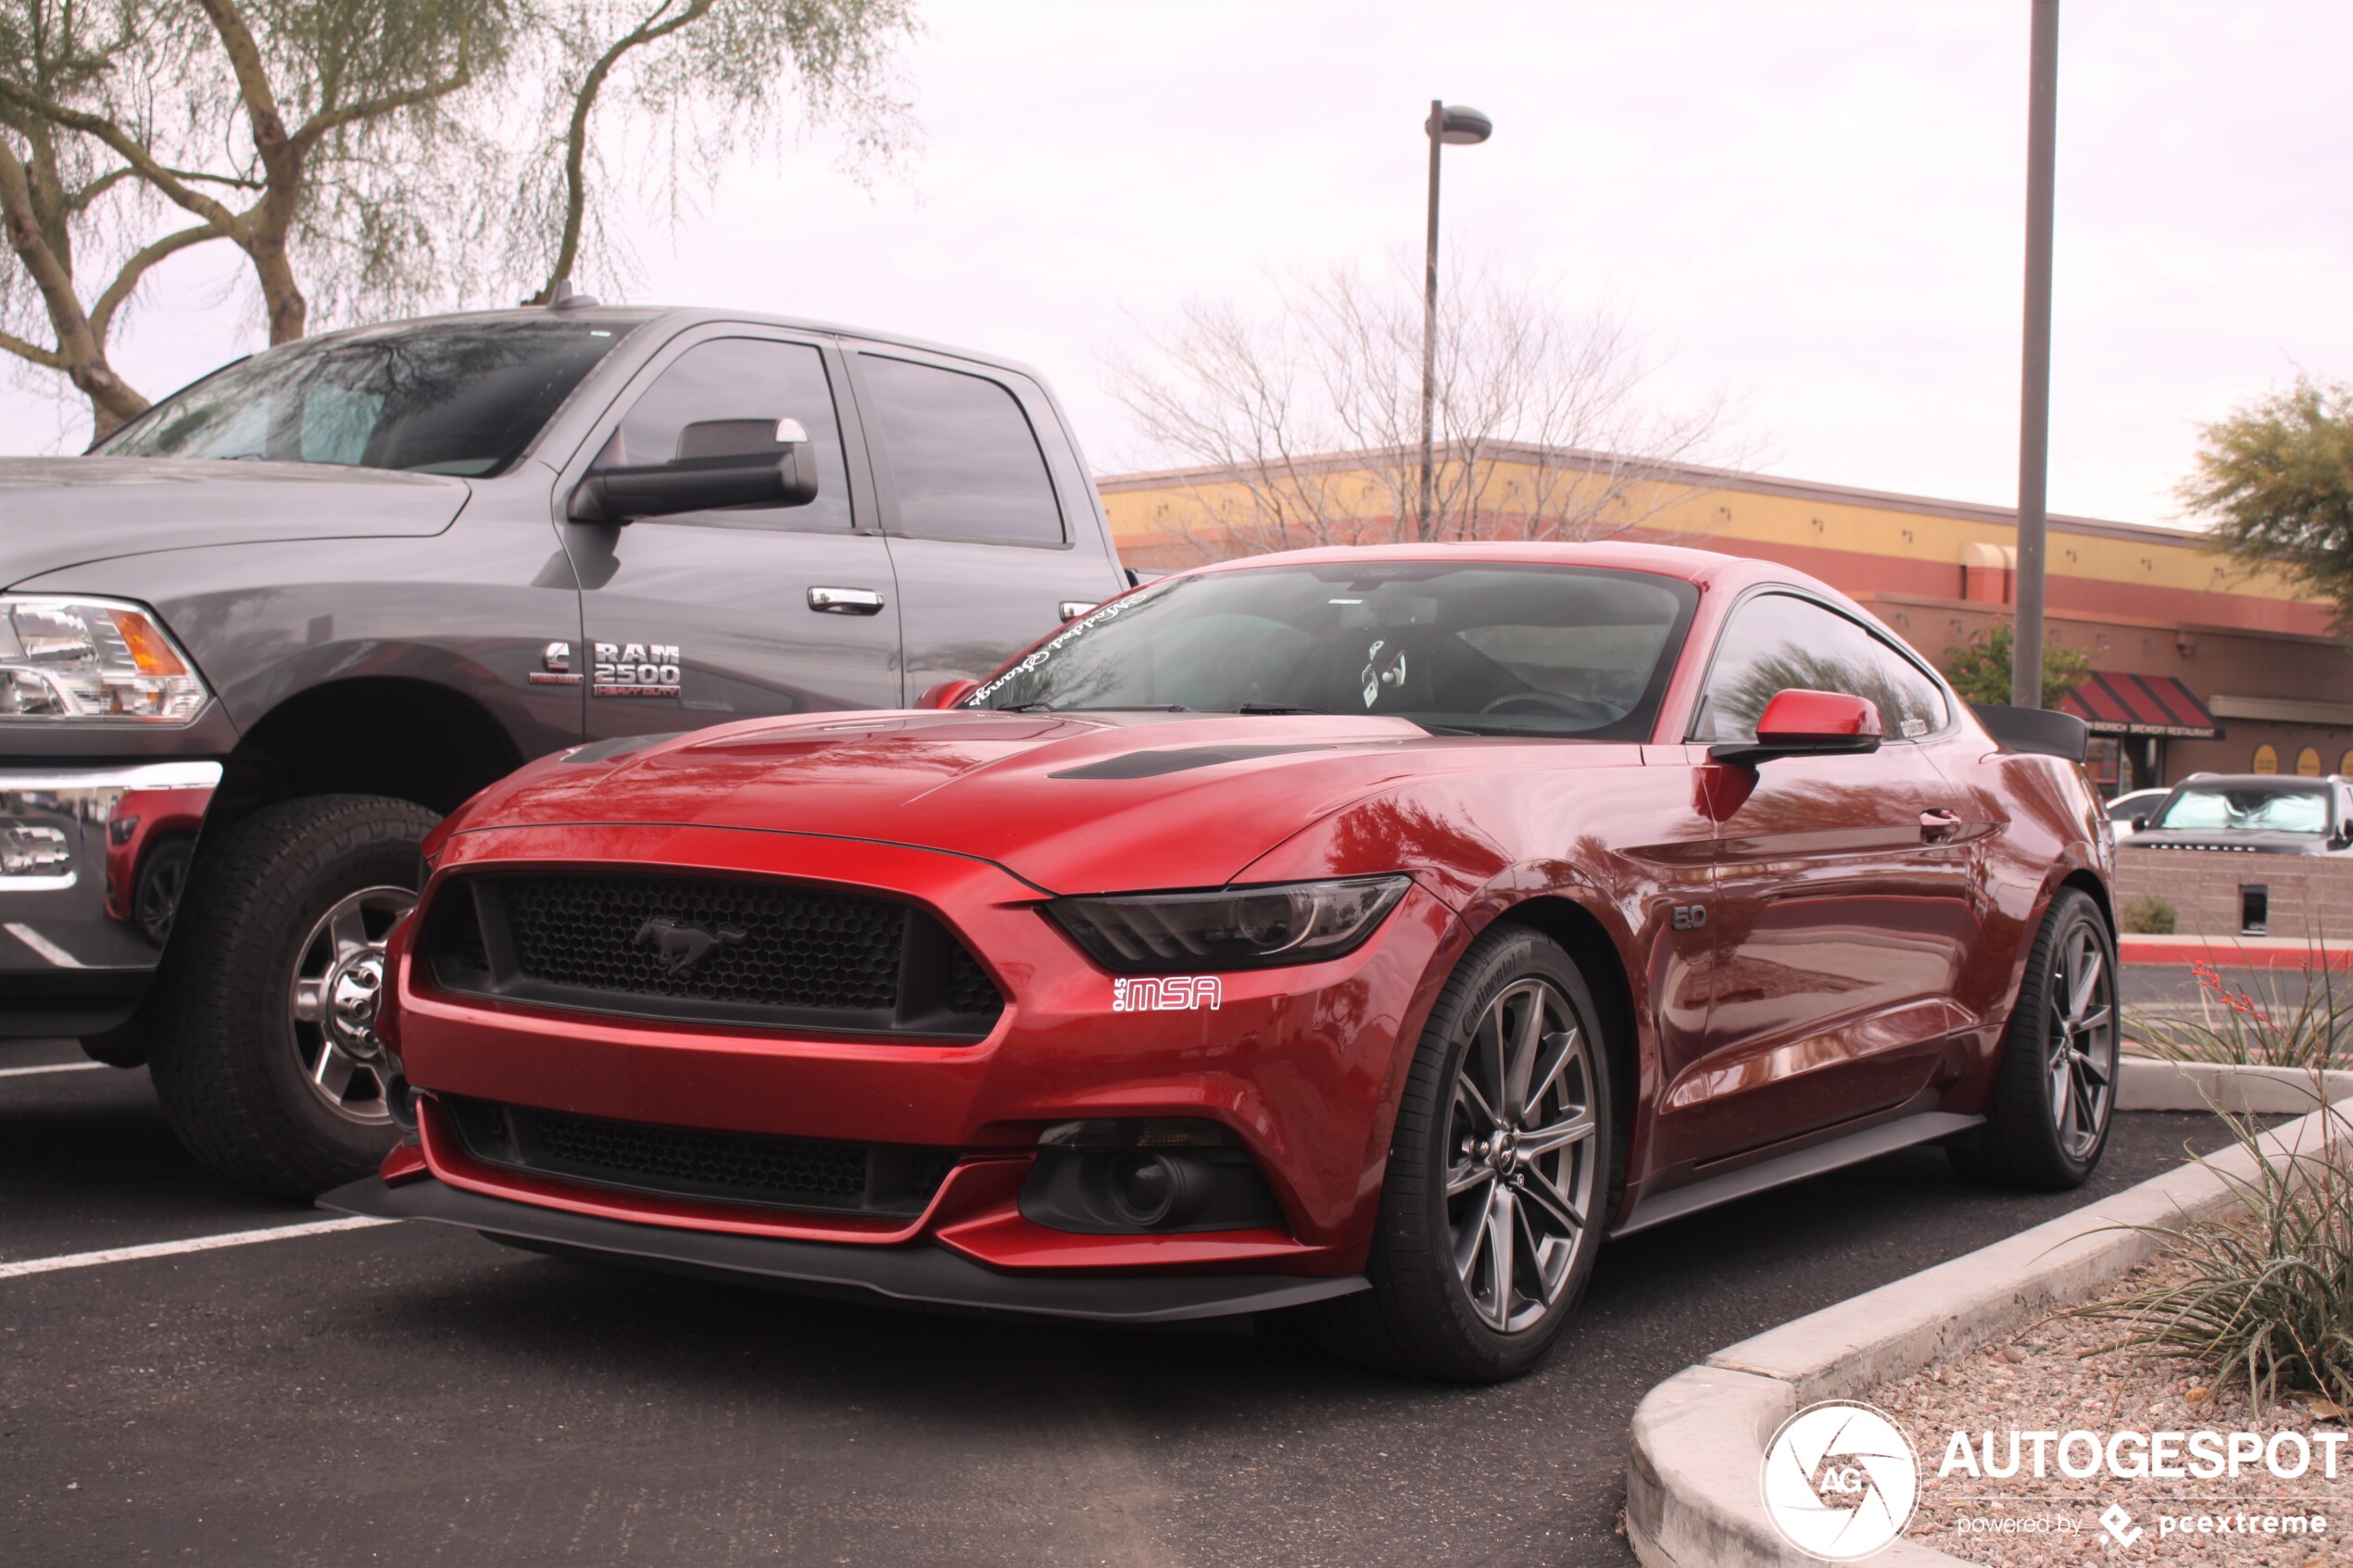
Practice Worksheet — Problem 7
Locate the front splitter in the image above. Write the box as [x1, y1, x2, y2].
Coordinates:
[320, 1174, 1368, 1324]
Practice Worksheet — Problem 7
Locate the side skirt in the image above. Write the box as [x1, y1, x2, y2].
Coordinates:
[1607, 1111, 1984, 1238]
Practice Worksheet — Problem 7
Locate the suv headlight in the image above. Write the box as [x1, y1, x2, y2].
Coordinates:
[0, 597, 208, 721]
[1047, 875, 1411, 973]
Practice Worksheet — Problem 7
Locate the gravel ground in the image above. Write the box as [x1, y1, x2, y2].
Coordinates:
[1874, 1249, 2348, 1567]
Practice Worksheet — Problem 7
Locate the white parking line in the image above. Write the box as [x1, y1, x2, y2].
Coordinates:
[0, 1216, 394, 1280]
[3, 922, 83, 968]
[0, 1060, 107, 1080]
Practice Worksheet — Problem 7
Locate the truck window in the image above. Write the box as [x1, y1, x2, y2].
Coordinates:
[858, 354, 1064, 546]
[612, 338, 854, 532]
[98, 318, 640, 476]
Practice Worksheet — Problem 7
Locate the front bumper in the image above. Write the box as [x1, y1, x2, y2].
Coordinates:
[390, 822, 1461, 1280]
[0, 760, 220, 1035]
[320, 1172, 1369, 1323]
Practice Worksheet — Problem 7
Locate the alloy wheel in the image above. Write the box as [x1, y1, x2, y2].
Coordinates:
[135, 847, 188, 946]
[288, 884, 412, 1124]
[1445, 977, 1600, 1333]
[2045, 920, 2117, 1160]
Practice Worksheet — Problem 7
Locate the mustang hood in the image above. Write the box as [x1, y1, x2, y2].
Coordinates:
[0, 458, 469, 587]
[455, 709, 1489, 893]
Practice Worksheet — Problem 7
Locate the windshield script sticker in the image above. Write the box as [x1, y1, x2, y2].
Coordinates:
[1114, 976, 1222, 1012]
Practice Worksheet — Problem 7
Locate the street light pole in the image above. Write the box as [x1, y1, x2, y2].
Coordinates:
[2012, 0, 2059, 709]
[1418, 101, 1491, 541]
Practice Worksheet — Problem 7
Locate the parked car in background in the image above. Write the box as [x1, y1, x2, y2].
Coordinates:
[0, 300, 1129, 1198]
[2128, 773, 2353, 856]
[336, 543, 2116, 1382]
[2103, 786, 2169, 842]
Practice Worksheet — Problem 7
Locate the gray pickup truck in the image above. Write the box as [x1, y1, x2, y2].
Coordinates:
[0, 301, 1130, 1196]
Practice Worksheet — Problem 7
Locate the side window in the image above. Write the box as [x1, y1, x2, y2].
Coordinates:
[613, 338, 853, 530]
[858, 354, 1064, 545]
[1692, 594, 1946, 743]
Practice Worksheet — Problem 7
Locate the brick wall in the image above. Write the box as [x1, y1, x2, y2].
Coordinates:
[2115, 848, 2353, 939]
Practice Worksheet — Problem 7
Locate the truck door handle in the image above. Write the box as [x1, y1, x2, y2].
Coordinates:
[808, 586, 886, 615]
[1919, 808, 1963, 843]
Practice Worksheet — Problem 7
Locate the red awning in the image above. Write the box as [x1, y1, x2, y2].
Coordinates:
[2057, 671, 2220, 740]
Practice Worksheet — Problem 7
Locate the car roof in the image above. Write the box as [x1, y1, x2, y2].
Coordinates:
[1169, 540, 1871, 608]
[299, 304, 1051, 383]
[2167, 774, 2340, 790]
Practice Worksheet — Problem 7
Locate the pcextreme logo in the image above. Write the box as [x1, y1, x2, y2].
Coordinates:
[1759, 1399, 1921, 1561]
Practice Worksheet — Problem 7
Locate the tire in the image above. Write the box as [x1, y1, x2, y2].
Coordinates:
[147, 795, 438, 1198]
[1315, 924, 1616, 1382]
[132, 835, 194, 947]
[1948, 887, 2120, 1190]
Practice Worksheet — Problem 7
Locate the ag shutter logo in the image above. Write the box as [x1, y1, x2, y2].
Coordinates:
[1760, 1399, 1921, 1561]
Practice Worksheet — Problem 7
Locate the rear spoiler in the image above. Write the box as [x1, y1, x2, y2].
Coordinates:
[1970, 703, 2088, 763]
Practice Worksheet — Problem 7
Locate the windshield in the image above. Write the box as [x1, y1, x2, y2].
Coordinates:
[96, 317, 645, 476]
[2154, 784, 2331, 835]
[966, 561, 1698, 739]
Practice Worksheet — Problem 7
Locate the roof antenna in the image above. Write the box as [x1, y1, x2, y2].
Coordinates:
[544, 279, 600, 310]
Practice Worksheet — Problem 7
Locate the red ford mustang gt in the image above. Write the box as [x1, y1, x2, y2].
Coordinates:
[329, 543, 2118, 1381]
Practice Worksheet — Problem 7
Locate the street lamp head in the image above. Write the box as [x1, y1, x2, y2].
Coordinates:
[1432, 104, 1493, 145]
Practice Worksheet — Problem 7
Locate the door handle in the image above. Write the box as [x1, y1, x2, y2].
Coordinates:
[1919, 808, 1963, 843]
[808, 586, 886, 615]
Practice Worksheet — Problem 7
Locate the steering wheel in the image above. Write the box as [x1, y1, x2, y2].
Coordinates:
[1478, 690, 1615, 721]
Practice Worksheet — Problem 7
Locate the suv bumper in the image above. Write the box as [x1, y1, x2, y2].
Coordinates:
[0, 760, 220, 1036]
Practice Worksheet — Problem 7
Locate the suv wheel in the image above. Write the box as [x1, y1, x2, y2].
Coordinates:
[147, 795, 438, 1198]
[1316, 924, 1614, 1382]
[1949, 886, 2119, 1190]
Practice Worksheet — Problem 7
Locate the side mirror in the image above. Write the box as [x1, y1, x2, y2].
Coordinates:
[1710, 688, 1883, 768]
[2129, 815, 2151, 833]
[569, 417, 818, 524]
[916, 678, 980, 710]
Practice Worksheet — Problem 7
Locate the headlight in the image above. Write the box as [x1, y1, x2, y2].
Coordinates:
[0, 597, 208, 721]
[1047, 875, 1411, 973]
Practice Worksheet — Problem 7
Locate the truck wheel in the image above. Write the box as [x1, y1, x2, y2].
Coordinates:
[148, 795, 439, 1198]
[1315, 924, 1614, 1382]
[1948, 887, 2120, 1190]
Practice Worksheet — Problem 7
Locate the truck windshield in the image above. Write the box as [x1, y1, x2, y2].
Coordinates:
[964, 561, 1697, 740]
[96, 317, 645, 476]
[2154, 784, 2330, 836]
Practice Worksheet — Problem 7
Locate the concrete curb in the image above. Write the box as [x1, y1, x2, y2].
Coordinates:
[2119, 1055, 2353, 1113]
[1624, 1079, 2350, 1568]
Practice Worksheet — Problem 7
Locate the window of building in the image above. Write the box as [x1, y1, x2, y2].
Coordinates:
[859, 355, 1064, 546]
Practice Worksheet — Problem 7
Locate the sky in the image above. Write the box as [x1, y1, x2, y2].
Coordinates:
[4, 0, 2348, 529]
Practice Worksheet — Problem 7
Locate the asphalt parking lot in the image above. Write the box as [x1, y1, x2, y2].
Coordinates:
[0, 999, 2264, 1568]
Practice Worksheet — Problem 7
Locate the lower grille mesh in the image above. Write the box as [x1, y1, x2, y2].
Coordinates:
[444, 1097, 957, 1217]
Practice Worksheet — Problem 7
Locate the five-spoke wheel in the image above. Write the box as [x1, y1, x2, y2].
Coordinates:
[2045, 920, 2116, 1161]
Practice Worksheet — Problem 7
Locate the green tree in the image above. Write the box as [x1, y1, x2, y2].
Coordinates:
[2181, 377, 2353, 631]
[510, 0, 917, 307]
[0, 0, 505, 435]
[1942, 620, 2091, 709]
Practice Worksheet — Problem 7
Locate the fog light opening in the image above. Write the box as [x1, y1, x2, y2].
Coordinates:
[1106, 1150, 1211, 1229]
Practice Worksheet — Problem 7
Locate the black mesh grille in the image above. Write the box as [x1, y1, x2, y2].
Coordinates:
[947, 945, 1000, 1015]
[444, 1097, 957, 1217]
[506, 872, 905, 1010]
[420, 872, 1002, 1037]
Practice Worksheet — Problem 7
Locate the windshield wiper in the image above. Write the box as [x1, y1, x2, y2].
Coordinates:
[1231, 703, 1329, 716]
[1065, 704, 1193, 712]
[998, 700, 1055, 712]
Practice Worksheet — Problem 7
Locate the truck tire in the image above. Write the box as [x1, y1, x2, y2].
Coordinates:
[147, 795, 439, 1198]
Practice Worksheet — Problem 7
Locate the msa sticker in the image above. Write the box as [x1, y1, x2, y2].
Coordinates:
[593, 641, 683, 699]
[1114, 975, 1222, 1012]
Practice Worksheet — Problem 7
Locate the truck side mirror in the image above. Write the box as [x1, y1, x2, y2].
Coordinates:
[568, 417, 818, 524]
[916, 679, 980, 710]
